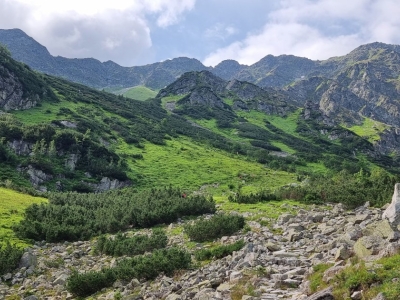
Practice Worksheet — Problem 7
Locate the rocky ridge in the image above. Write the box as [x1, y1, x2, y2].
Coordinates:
[2, 189, 400, 300]
[158, 71, 293, 116]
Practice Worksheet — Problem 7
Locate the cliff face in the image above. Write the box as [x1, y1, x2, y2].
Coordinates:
[0, 65, 38, 111]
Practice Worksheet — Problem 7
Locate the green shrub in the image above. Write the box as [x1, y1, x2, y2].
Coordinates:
[184, 214, 245, 242]
[0, 242, 23, 276]
[15, 187, 216, 242]
[67, 247, 191, 297]
[67, 268, 116, 298]
[228, 190, 277, 204]
[95, 228, 168, 257]
[194, 239, 245, 261]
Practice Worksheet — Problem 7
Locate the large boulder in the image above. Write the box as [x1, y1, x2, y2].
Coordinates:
[363, 219, 399, 241]
[382, 183, 400, 227]
[354, 236, 387, 258]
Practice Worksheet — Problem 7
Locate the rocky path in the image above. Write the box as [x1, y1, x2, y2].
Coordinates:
[1, 200, 398, 300]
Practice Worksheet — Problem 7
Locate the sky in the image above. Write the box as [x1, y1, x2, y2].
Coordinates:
[1, 0, 400, 67]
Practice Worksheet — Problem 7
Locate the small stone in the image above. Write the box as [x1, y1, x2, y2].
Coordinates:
[351, 291, 362, 300]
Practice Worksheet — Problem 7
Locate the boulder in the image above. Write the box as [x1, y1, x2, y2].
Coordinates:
[305, 287, 334, 300]
[363, 219, 399, 241]
[354, 236, 386, 258]
[382, 183, 400, 227]
[19, 251, 37, 269]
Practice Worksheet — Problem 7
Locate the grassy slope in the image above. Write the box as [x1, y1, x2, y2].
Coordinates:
[344, 117, 389, 143]
[117, 137, 297, 194]
[0, 188, 47, 246]
[122, 86, 158, 101]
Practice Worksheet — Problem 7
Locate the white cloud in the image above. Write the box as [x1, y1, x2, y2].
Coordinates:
[204, 23, 237, 40]
[203, 0, 400, 66]
[0, 0, 196, 65]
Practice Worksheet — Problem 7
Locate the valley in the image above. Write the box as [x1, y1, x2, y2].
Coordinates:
[2, 31, 400, 299]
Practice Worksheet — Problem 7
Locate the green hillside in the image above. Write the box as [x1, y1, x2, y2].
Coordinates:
[0, 187, 46, 246]
[121, 86, 158, 101]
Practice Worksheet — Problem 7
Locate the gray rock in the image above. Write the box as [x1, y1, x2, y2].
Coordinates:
[335, 245, 352, 261]
[372, 292, 386, 300]
[0, 66, 38, 111]
[53, 273, 69, 286]
[25, 165, 53, 187]
[265, 242, 281, 252]
[8, 140, 32, 155]
[60, 120, 77, 128]
[354, 235, 386, 258]
[65, 153, 79, 171]
[323, 266, 345, 283]
[382, 183, 400, 226]
[305, 286, 334, 300]
[351, 291, 363, 299]
[19, 251, 37, 269]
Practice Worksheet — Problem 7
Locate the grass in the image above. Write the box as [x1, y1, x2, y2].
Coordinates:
[308, 254, 400, 300]
[263, 109, 302, 137]
[12, 98, 81, 125]
[0, 187, 47, 247]
[217, 199, 308, 219]
[345, 117, 389, 143]
[270, 141, 296, 154]
[194, 119, 249, 143]
[116, 136, 297, 193]
[121, 86, 158, 101]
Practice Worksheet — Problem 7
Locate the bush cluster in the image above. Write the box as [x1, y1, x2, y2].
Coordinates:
[277, 169, 397, 208]
[67, 247, 191, 298]
[0, 242, 23, 276]
[228, 190, 277, 204]
[184, 214, 245, 242]
[194, 239, 245, 261]
[15, 187, 216, 242]
[94, 228, 168, 257]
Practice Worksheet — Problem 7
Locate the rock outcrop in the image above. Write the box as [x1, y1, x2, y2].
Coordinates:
[382, 183, 400, 227]
[0, 66, 38, 111]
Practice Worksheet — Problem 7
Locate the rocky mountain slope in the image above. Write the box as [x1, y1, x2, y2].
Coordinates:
[2, 190, 400, 299]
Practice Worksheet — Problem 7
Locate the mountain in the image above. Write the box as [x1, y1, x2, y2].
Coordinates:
[2, 29, 400, 133]
[0, 29, 209, 89]
[2, 43, 397, 193]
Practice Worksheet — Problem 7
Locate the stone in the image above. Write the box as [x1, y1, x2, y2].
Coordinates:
[165, 294, 182, 300]
[354, 236, 386, 258]
[53, 273, 69, 286]
[3, 273, 12, 281]
[372, 292, 386, 300]
[382, 183, 400, 226]
[277, 213, 295, 225]
[265, 241, 281, 252]
[230, 271, 243, 283]
[351, 291, 363, 299]
[335, 245, 352, 261]
[305, 286, 334, 300]
[216, 282, 231, 292]
[363, 219, 399, 241]
[323, 266, 345, 283]
[19, 251, 37, 269]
